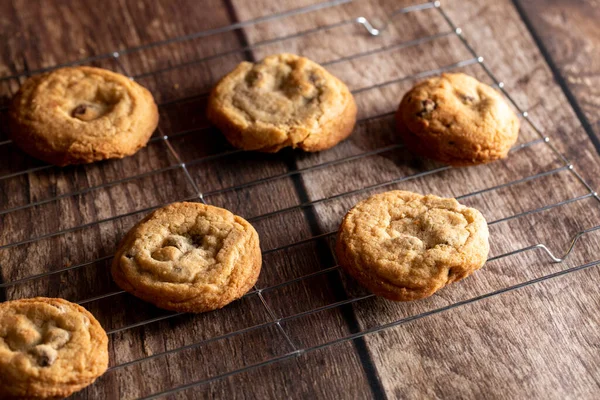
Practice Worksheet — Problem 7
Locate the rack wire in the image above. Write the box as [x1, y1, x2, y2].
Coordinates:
[1, 0, 600, 398]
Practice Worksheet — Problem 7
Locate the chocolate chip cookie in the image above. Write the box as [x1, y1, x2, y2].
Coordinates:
[336, 191, 489, 301]
[111, 202, 261, 313]
[207, 53, 357, 152]
[9, 66, 159, 166]
[396, 73, 519, 166]
[0, 297, 109, 399]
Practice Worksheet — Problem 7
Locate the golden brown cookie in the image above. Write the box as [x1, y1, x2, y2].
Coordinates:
[396, 73, 519, 166]
[111, 202, 261, 313]
[9, 66, 159, 166]
[207, 53, 356, 153]
[336, 191, 489, 301]
[0, 297, 108, 399]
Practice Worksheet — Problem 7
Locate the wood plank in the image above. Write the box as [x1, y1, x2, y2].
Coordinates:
[233, 0, 600, 397]
[514, 0, 600, 146]
[0, 1, 315, 398]
[347, 0, 600, 396]
[171, 240, 600, 399]
[442, 0, 600, 190]
[359, 262, 600, 399]
[0, 0, 248, 76]
[172, 342, 375, 400]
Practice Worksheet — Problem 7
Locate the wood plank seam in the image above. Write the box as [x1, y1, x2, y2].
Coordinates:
[0, 0, 353, 83]
[511, 0, 600, 155]
[223, 1, 387, 396]
[136, 258, 600, 399]
[436, 2, 600, 196]
[220, 0, 303, 357]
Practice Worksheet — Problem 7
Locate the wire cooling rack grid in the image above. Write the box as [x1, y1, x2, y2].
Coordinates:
[1, 1, 600, 398]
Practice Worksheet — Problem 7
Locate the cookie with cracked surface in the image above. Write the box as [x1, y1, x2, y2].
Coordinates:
[336, 191, 489, 301]
[111, 202, 261, 313]
[207, 53, 357, 152]
[9, 66, 158, 166]
[0, 297, 108, 399]
[396, 73, 519, 166]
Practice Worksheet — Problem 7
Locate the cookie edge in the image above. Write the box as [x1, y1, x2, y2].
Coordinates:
[111, 202, 262, 313]
[8, 66, 159, 166]
[0, 297, 109, 399]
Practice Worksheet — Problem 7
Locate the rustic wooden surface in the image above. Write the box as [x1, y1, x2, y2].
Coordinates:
[0, 0, 599, 399]
[515, 0, 600, 148]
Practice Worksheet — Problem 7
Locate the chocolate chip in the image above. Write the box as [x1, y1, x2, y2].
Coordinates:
[72, 104, 103, 121]
[72, 105, 87, 116]
[417, 99, 436, 117]
[163, 235, 190, 251]
[246, 71, 263, 86]
[462, 95, 476, 104]
[30, 344, 58, 367]
[190, 235, 204, 247]
[39, 355, 51, 366]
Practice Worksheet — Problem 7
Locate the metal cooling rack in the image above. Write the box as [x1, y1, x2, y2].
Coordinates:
[1, 1, 600, 398]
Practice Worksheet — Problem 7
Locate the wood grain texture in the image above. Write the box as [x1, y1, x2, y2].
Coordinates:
[361, 262, 600, 399]
[0, 0, 599, 398]
[514, 0, 600, 147]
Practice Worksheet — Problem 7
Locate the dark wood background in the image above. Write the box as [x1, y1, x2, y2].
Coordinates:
[0, 0, 599, 398]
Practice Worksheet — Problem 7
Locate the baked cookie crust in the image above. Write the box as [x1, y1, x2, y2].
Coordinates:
[0, 297, 109, 399]
[111, 202, 261, 313]
[336, 191, 489, 301]
[9, 66, 159, 166]
[207, 53, 357, 152]
[396, 73, 519, 166]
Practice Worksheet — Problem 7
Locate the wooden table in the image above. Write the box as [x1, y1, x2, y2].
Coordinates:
[1, 0, 599, 398]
